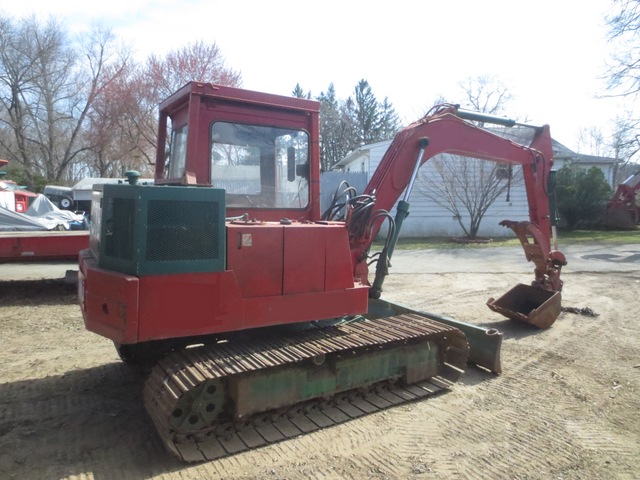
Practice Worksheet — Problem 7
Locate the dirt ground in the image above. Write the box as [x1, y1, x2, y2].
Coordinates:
[1, 266, 639, 479]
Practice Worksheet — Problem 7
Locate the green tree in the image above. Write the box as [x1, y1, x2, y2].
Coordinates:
[378, 97, 401, 140]
[555, 165, 613, 230]
[310, 81, 400, 171]
[351, 79, 401, 146]
[317, 83, 354, 171]
[353, 79, 380, 145]
[291, 83, 310, 99]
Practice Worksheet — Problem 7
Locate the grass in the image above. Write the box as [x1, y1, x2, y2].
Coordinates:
[375, 228, 640, 250]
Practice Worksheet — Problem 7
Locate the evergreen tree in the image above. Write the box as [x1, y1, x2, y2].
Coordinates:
[317, 84, 344, 171]
[291, 83, 311, 99]
[295, 80, 401, 171]
[353, 79, 381, 145]
[337, 96, 359, 162]
[556, 165, 612, 230]
[378, 97, 401, 140]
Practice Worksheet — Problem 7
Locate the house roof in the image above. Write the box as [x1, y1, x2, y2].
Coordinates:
[551, 139, 618, 165]
[333, 139, 392, 169]
[334, 134, 619, 170]
[487, 128, 618, 165]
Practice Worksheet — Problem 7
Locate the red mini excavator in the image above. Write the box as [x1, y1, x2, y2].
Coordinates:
[78, 82, 566, 461]
[604, 169, 640, 229]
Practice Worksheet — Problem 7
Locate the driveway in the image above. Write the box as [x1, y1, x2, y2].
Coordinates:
[389, 243, 640, 274]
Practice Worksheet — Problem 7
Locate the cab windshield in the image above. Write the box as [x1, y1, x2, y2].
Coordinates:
[210, 122, 309, 209]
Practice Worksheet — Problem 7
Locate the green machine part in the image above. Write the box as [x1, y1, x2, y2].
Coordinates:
[98, 184, 226, 276]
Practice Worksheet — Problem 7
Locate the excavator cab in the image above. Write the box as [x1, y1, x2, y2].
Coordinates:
[154, 82, 322, 223]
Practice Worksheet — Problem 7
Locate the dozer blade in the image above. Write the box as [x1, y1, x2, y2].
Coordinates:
[143, 313, 469, 462]
[367, 298, 502, 374]
[487, 283, 561, 329]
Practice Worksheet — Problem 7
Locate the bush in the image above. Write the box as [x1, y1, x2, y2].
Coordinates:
[555, 166, 612, 230]
[2, 165, 47, 193]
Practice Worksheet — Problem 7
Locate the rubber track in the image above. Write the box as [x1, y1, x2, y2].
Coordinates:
[143, 313, 469, 462]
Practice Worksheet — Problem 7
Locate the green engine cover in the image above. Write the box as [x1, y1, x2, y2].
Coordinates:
[98, 184, 226, 276]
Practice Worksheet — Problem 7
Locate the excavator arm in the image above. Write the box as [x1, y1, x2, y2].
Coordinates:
[343, 105, 567, 327]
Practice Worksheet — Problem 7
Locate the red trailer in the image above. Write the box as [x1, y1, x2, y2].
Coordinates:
[0, 230, 88, 262]
[0, 159, 89, 262]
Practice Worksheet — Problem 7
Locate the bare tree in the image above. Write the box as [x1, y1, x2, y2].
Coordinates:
[609, 114, 640, 184]
[83, 62, 152, 177]
[606, 0, 640, 98]
[0, 16, 128, 186]
[458, 74, 512, 115]
[419, 152, 522, 239]
[78, 40, 243, 179]
[611, 114, 640, 159]
[577, 125, 609, 157]
[144, 41, 242, 101]
[0, 17, 29, 177]
[417, 75, 521, 239]
[577, 116, 640, 185]
[114, 41, 244, 174]
[604, 0, 640, 175]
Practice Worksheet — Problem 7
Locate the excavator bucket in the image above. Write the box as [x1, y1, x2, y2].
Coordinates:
[487, 283, 561, 329]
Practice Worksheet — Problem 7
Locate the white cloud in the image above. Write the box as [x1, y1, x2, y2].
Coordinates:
[1, 0, 629, 151]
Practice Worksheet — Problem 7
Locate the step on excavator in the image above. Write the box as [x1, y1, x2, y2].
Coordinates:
[78, 82, 567, 462]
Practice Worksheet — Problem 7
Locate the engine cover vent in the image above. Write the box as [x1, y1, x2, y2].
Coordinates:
[99, 184, 225, 276]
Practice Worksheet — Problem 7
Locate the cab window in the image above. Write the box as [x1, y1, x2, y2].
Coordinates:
[167, 125, 188, 179]
[210, 122, 309, 208]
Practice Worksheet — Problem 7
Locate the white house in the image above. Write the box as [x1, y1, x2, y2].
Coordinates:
[333, 135, 618, 238]
[551, 140, 618, 185]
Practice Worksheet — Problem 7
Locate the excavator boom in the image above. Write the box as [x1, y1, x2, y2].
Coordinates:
[340, 105, 566, 323]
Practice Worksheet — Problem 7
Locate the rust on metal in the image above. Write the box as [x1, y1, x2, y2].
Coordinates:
[487, 283, 562, 329]
[144, 313, 469, 462]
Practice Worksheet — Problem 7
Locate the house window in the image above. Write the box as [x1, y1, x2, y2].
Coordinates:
[496, 165, 511, 180]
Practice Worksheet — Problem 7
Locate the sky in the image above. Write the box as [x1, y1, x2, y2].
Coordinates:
[0, 1, 629, 153]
